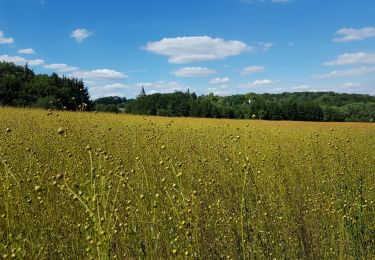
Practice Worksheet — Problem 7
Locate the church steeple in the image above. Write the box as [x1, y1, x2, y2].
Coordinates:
[139, 85, 146, 97]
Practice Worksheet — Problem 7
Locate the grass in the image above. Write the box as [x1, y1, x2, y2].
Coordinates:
[0, 107, 374, 259]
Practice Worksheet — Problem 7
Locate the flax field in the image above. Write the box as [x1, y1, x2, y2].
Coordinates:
[0, 107, 374, 259]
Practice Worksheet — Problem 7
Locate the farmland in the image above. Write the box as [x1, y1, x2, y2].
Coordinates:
[0, 107, 374, 259]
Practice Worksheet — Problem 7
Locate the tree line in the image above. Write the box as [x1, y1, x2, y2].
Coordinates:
[0, 61, 91, 110]
[95, 91, 375, 122]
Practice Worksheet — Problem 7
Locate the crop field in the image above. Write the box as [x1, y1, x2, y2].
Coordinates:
[0, 107, 374, 259]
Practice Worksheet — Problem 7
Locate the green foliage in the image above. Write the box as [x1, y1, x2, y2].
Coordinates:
[94, 103, 119, 113]
[0, 61, 92, 110]
[120, 91, 375, 122]
[94, 96, 126, 105]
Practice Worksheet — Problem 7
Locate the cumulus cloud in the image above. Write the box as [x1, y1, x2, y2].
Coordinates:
[323, 52, 375, 66]
[314, 66, 375, 79]
[172, 67, 216, 77]
[102, 83, 130, 90]
[0, 54, 44, 66]
[240, 79, 277, 89]
[68, 69, 128, 79]
[241, 65, 265, 75]
[27, 59, 45, 65]
[333, 27, 375, 42]
[210, 77, 230, 84]
[145, 36, 250, 64]
[0, 31, 14, 44]
[18, 48, 35, 54]
[70, 28, 92, 43]
[253, 79, 276, 85]
[44, 63, 79, 72]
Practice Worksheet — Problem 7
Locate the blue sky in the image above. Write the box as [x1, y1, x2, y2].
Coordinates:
[1, 0, 375, 98]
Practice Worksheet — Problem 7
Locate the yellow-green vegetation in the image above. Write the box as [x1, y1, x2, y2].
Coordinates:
[1, 107, 374, 259]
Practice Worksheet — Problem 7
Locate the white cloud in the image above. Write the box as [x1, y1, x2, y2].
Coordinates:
[241, 65, 264, 75]
[172, 67, 216, 77]
[323, 52, 375, 66]
[314, 66, 375, 79]
[0, 54, 44, 66]
[0, 31, 14, 44]
[253, 79, 276, 85]
[333, 27, 375, 42]
[136, 82, 153, 87]
[291, 85, 310, 91]
[28, 59, 45, 66]
[0, 55, 25, 64]
[210, 77, 230, 84]
[44, 63, 78, 72]
[145, 36, 250, 64]
[340, 82, 361, 88]
[258, 42, 273, 52]
[240, 79, 277, 89]
[336, 82, 375, 95]
[280, 82, 375, 95]
[89, 89, 125, 99]
[18, 48, 35, 54]
[70, 28, 92, 43]
[102, 83, 130, 90]
[88, 83, 131, 99]
[136, 80, 189, 94]
[68, 69, 128, 79]
[206, 85, 232, 96]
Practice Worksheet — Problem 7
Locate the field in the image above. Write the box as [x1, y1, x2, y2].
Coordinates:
[0, 107, 374, 259]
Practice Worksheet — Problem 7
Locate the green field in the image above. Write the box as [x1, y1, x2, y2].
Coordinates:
[1, 107, 374, 259]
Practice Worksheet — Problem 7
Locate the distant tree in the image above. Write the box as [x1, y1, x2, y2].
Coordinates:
[94, 96, 126, 105]
[94, 103, 119, 113]
[322, 106, 345, 122]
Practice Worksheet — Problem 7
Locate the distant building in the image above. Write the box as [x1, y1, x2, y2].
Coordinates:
[139, 86, 146, 97]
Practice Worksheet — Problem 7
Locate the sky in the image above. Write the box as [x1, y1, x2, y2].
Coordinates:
[0, 0, 375, 99]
